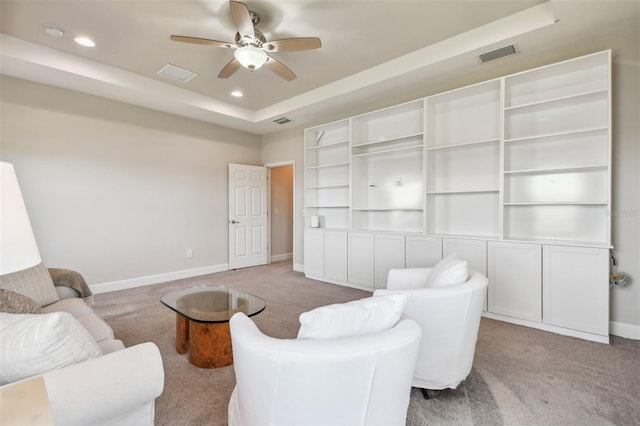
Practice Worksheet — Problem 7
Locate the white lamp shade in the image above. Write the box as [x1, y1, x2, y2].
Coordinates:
[0, 162, 42, 274]
[234, 46, 268, 70]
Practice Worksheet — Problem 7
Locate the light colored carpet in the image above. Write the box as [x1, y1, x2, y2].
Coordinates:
[94, 261, 640, 425]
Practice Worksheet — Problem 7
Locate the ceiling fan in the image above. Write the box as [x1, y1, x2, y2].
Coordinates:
[170, 0, 322, 81]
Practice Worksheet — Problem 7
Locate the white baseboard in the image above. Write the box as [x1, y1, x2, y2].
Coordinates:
[610, 321, 640, 340]
[293, 263, 304, 273]
[91, 263, 229, 294]
[271, 252, 293, 262]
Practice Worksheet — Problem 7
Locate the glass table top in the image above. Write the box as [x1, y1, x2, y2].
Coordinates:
[161, 285, 266, 323]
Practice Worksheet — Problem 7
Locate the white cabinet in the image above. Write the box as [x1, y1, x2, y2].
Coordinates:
[304, 229, 347, 284]
[348, 232, 375, 290]
[304, 229, 325, 279]
[444, 238, 487, 310]
[488, 241, 542, 322]
[443, 238, 487, 276]
[406, 235, 442, 268]
[374, 234, 406, 289]
[351, 100, 425, 233]
[543, 245, 609, 336]
[324, 231, 348, 283]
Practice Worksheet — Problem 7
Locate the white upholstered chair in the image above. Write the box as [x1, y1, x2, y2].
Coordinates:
[374, 267, 488, 396]
[227, 312, 421, 426]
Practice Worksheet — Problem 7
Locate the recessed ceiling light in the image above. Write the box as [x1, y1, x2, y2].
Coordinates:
[231, 90, 243, 97]
[44, 25, 64, 38]
[74, 36, 95, 47]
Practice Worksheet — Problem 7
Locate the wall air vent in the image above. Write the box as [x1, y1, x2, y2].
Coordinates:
[156, 64, 198, 83]
[273, 117, 292, 125]
[478, 45, 518, 63]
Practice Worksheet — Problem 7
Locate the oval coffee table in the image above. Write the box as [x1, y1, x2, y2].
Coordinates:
[161, 286, 266, 368]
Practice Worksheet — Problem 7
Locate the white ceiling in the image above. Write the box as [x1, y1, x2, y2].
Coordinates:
[1, 1, 638, 135]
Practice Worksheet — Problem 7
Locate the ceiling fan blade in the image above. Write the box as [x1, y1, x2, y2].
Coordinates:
[170, 35, 233, 48]
[218, 59, 241, 79]
[264, 56, 296, 81]
[265, 37, 322, 52]
[230, 1, 255, 39]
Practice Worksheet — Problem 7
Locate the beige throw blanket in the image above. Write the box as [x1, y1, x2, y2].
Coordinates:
[48, 268, 95, 306]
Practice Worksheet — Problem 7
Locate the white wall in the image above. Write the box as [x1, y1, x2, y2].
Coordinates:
[0, 76, 262, 289]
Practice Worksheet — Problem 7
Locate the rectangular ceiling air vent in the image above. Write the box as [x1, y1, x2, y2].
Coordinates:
[273, 117, 292, 125]
[478, 45, 518, 63]
[156, 64, 198, 83]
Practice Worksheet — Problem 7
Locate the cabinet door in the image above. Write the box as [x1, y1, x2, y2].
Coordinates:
[543, 245, 609, 336]
[324, 231, 348, 283]
[304, 229, 325, 279]
[348, 232, 374, 289]
[375, 234, 406, 289]
[443, 238, 487, 275]
[406, 235, 442, 267]
[444, 238, 488, 310]
[488, 241, 541, 322]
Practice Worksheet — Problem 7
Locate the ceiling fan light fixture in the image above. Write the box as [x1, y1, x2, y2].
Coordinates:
[234, 46, 267, 71]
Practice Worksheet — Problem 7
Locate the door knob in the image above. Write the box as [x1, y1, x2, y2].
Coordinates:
[230, 220, 239, 224]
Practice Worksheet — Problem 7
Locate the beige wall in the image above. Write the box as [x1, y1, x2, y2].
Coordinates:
[270, 165, 293, 258]
[609, 58, 640, 331]
[0, 76, 262, 286]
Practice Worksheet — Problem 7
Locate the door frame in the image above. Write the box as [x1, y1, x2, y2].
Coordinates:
[265, 160, 296, 265]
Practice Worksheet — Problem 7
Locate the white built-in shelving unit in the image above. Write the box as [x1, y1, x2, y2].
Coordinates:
[303, 50, 612, 343]
[426, 79, 501, 239]
[350, 100, 425, 234]
[304, 119, 350, 230]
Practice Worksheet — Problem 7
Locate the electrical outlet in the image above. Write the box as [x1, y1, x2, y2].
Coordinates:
[186, 249, 193, 258]
[395, 177, 402, 187]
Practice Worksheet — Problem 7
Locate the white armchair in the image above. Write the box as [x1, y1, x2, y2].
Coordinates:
[228, 312, 421, 426]
[374, 268, 488, 395]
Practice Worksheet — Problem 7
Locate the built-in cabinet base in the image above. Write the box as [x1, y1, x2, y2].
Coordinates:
[305, 229, 610, 343]
[482, 312, 609, 344]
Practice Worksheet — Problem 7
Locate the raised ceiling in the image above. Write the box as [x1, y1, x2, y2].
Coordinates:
[1, 1, 638, 134]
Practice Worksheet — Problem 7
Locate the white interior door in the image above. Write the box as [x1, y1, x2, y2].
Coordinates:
[229, 163, 268, 269]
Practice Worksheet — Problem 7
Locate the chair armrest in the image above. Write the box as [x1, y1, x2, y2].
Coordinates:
[42, 342, 164, 426]
[386, 268, 434, 290]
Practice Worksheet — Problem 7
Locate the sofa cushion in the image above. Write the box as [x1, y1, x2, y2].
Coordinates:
[0, 263, 59, 307]
[41, 298, 115, 343]
[98, 339, 126, 354]
[0, 312, 102, 385]
[425, 254, 468, 288]
[297, 294, 408, 340]
[0, 289, 42, 314]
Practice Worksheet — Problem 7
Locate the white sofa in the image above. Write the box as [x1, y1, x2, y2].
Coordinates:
[374, 265, 488, 392]
[0, 269, 165, 426]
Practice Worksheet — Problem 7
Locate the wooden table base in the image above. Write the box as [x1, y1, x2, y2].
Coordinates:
[175, 314, 233, 368]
